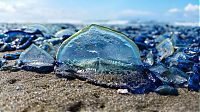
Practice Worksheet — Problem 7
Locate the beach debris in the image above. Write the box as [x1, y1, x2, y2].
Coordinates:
[18, 44, 55, 73]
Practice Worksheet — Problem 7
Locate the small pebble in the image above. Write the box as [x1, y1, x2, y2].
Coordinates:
[117, 89, 129, 94]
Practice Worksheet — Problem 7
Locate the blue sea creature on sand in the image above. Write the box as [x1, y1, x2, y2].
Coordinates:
[156, 38, 174, 61]
[57, 24, 142, 66]
[18, 44, 55, 73]
[56, 24, 142, 71]
[56, 24, 159, 93]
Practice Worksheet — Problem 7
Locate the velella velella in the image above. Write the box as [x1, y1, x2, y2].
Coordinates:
[144, 51, 154, 66]
[55, 24, 158, 90]
[0, 23, 199, 95]
[156, 38, 174, 61]
[18, 44, 55, 73]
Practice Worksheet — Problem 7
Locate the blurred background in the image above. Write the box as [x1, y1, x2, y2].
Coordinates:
[0, 0, 199, 26]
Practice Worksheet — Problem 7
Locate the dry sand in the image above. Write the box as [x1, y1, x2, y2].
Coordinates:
[0, 70, 199, 112]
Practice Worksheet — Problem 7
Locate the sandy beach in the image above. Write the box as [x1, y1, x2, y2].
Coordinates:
[0, 70, 199, 112]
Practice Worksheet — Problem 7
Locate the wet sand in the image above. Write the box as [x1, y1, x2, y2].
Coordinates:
[0, 70, 199, 112]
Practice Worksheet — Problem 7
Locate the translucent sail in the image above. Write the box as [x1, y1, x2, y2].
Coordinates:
[57, 24, 142, 73]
